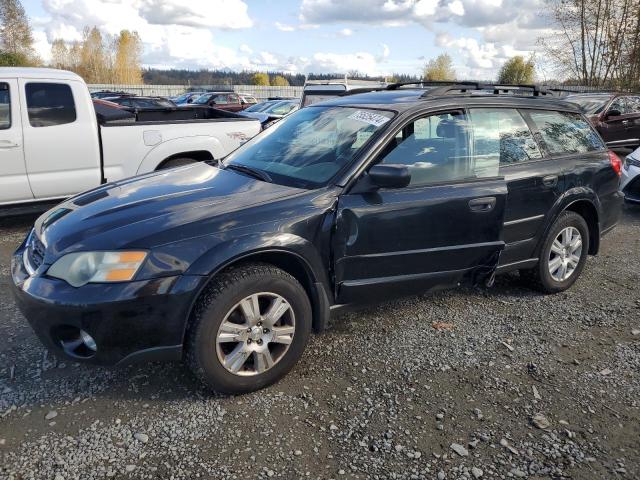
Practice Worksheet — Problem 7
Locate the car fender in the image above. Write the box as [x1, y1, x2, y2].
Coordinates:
[185, 231, 331, 291]
[136, 136, 226, 174]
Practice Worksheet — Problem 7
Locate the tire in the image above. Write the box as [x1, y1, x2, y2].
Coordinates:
[185, 263, 312, 394]
[158, 157, 198, 170]
[519, 211, 590, 293]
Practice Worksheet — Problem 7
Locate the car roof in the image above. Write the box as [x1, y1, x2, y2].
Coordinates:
[0, 67, 82, 81]
[312, 88, 583, 113]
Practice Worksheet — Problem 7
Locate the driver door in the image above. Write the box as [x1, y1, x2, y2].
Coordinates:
[333, 110, 507, 304]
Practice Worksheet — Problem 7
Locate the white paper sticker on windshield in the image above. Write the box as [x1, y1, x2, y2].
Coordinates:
[348, 110, 391, 127]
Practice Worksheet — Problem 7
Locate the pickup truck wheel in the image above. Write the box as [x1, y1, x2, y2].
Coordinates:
[158, 157, 197, 170]
[520, 211, 589, 293]
[185, 263, 312, 394]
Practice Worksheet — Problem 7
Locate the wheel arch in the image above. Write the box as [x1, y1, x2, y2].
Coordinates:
[563, 199, 599, 255]
[182, 247, 332, 351]
[155, 150, 214, 170]
[540, 193, 601, 257]
[136, 136, 226, 174]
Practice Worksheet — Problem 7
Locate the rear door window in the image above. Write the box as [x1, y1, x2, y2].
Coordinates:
[0, 83, 10, 129]
[468, 108, 542, 167]
[527, 110, 604, 154]
[627, 96, 640, 114]
[25, 83, 76, 127]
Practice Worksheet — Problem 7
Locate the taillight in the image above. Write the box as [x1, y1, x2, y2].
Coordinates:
[609, 151, 622, 177]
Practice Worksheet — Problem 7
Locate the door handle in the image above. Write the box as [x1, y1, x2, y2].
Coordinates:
[622, 120, 630, 126]
[468, 197, 496, 212]
[542, 175, 558, 187]
[0, 140, 19, 149]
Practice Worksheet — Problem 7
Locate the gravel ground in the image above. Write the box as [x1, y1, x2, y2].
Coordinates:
[0, 207, 639, 480]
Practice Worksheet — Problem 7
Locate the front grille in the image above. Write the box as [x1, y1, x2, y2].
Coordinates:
[24, 231, 45, 273]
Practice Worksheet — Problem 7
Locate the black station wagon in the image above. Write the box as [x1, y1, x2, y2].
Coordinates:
[12, 83, 624, 394]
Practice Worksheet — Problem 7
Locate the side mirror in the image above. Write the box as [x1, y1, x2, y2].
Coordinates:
[368, 164, 411, 189]
[607, 109, 622, 118]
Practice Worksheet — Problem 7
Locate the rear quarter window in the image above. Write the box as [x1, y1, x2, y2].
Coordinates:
[25, 82, 77, 127]
[528, 110, 604, 155]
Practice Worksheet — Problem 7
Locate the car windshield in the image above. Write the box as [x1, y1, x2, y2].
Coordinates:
[265, 101, 297, 115]
[245, 101, 276, 112]
[224, 106, 395, 189]
[194, 94, 213, 105]
[566, 95, 612, 114]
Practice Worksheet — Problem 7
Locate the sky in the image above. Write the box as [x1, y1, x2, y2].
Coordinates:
[21, 0, 554, 80]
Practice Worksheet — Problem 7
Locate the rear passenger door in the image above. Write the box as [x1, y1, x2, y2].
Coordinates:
[472, 108, 560, 269]
[334, 110, 508, 304]
[19, 80, 101, 199]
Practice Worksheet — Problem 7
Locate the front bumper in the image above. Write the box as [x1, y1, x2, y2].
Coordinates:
[11, 247, 205, 366]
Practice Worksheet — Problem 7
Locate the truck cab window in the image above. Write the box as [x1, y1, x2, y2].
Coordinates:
[0, 83, 10, 129]
[26, 83, 77, 127]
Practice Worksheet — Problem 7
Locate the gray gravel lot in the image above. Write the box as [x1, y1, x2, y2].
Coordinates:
[1, 208, 639, 480]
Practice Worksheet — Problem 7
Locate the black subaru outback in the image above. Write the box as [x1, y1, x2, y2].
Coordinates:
[11, 83, 623, 394]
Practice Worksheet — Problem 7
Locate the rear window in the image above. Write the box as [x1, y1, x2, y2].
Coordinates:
[26, 83, 76, 127]
[527, 110, 604, 155]
[0, 83, 10, 129]
[469, 108, 543, 166]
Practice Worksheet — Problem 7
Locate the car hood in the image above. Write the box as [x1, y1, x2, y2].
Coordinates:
[239, 112, 270, 123]
[35, 163, 306, 260]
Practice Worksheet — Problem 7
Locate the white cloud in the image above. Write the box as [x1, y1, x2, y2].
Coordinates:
[34, 0, 254, 71]
[338, 28, 353, 37]
[275, 21, 296, 32]
[139, 0, 252, 29]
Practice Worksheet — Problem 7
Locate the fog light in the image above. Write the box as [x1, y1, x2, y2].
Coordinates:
[80, 330, 97, 352]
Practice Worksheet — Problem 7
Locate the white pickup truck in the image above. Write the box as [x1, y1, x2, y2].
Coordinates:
[0, 68, 261, 208]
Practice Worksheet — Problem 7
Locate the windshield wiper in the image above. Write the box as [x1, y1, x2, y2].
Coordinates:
[224, 163, 272, 182]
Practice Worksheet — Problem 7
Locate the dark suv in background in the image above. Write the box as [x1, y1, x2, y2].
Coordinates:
[12, 82, 623, 394]
[566, 92, 640, 149]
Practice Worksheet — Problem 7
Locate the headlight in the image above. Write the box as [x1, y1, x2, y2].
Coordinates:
[47, 251, 147, 287]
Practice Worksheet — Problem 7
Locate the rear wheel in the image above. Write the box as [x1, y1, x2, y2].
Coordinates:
[520, 211, 589, 293]
[186, 263, 312, 394]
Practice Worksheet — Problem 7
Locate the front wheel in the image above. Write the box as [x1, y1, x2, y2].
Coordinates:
[520, 211, 590, 293]
[185, 263, 312, 394]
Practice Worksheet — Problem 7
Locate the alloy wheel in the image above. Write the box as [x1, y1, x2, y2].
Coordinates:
[215, 292, 295, 376]
[548, 226, 582, 282]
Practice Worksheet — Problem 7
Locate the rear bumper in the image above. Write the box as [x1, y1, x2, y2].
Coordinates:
[11, 248, 205, 366]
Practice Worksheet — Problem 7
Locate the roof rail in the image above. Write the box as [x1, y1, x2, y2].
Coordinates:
[421, 83, 551, 97]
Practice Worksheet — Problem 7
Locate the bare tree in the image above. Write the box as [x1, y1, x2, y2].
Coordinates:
[540, 0, 640, 88]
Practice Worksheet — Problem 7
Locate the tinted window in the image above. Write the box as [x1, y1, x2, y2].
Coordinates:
[469, 108, 542, 167]
[566, 95, 612, 115]
[214, 95, 228, 104]
[528, 110, 605, 154]
[26, 83, 76, 127]
[379, 111, 483, 186]
[0, 83, 10, 129]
